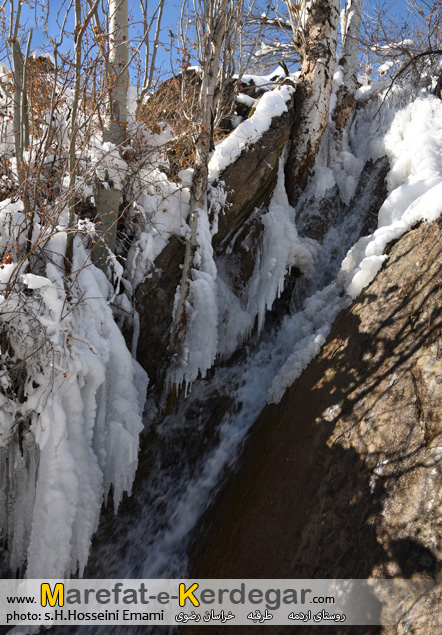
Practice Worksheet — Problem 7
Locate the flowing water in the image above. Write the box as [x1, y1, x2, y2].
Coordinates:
[50, 102, 390, 635]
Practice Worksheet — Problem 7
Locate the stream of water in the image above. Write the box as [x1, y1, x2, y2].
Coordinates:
[50, 101, 389, 635]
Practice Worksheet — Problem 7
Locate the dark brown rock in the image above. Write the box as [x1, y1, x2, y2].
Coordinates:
[213, 93, 295, 253]
[135, 235, 185, 384]
[189, 220, 442, 631]
[135, 92, 295, 385]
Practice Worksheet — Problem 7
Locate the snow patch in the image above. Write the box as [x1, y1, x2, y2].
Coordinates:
[208, 85, 295, 181]
[270, 94, 442, 403]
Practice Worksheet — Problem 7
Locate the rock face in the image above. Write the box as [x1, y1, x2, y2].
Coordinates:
[190, 219, 442, 632]
[135, 95, 295, 386]
[135, 235, 185, 383]
[213, 104, 295, 253]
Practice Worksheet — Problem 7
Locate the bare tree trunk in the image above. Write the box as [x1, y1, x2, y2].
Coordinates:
[93, 0, 129, 271]
[104, 0, 129, 146]
[93, 184, 120, 270]
[135, 0, 166, 119]
[9, 1, 30, 206]
[66, 0, 100, 265]
[333, 0, 362, 131]
[11, 40, 23, 165]
[168, 0, 230, 364]
[66, 0, 83, 265]
[285, 0, 340, 206]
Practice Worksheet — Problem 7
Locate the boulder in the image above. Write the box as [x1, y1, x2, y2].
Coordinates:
[189, 219, 442, 632]
[135, 95, 295, 386]
[213, 102, 295, 252]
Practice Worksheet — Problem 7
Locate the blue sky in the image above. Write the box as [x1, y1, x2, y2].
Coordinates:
[18, 0, 181, 75]
[17, 0, 414, 79]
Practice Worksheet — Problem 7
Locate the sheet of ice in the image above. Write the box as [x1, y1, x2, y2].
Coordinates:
[215, 153, 317, 358]
[267, 285, 349, 404]
[0, 203, 148, 577]
[167, 206, 218, 391]
[246, 156, 318, 333]
[167, 145, 317, 389]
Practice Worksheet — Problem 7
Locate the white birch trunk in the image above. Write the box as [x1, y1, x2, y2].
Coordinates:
[66, 0, 83, 264]
[285, 0, 340, 205]
[135, 0, 166, 119]
[94, 0, 129, 271]
[10, 0, 30, 190]
[104, 0, 129, 146]
[333, 0, 362, 131]
[10, 4, 31, 224]
[12, 41, 24, 169]
[63, 0, 101, 264]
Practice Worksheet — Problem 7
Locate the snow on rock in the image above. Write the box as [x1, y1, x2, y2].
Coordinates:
[208, 84, 295, 181]
[269, 94, 442, 404]
[342, 95, 442, 298]
[168, 207, 218, 392]
[236, 93, 256, 108]
[240, 66, 288, 89]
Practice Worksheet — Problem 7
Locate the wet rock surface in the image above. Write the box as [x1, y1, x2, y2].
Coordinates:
[296, 156, 390, 243]
[189, 220, 442, 632]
